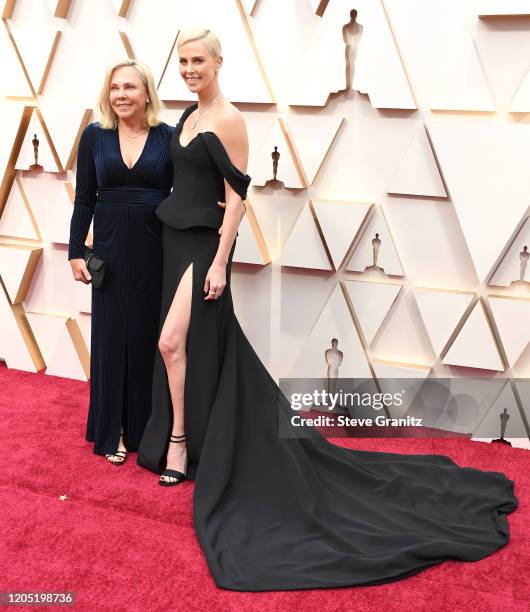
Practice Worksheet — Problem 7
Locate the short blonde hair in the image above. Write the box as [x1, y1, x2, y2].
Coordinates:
[176, 27, 222, 59]
[98, 59, 161, 129]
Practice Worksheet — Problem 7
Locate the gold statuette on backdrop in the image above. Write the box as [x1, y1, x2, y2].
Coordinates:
[510, 245, 530, 287]
[491, 408, 512, 447]
[324, 338, 346, 414]
[271, 145, 280, 181]
[364, 233, 385, 273]
[27, 133, 44, 173]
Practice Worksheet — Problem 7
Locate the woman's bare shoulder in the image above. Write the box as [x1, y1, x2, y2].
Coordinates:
[212, 102, 249, 172]
[216, 103, 247, 139]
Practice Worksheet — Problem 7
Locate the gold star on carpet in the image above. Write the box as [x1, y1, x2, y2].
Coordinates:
[58, 494, 68, 501]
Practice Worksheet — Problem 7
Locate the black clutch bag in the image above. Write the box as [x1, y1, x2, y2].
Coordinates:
[83, 246, 106, 289]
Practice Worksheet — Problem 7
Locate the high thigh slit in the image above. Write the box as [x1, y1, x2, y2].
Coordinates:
[161, 259, 193, 425]
[138, 225, 236, 479]
[137, 103, 518, 592]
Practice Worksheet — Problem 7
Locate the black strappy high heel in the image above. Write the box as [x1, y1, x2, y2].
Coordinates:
[159, 433, 188, 486]
[106, 449, 127, 465]
[105, 433, 127, 466]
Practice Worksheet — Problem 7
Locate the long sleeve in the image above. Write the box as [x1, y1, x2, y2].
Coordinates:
[68, 123, 98, 260]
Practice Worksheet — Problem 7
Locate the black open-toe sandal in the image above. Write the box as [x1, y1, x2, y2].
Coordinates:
[106, 434, 127, 466]
[106, 449, 127, 466]
[159, 434, 188, 487]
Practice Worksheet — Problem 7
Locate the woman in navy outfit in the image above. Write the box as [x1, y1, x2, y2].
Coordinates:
[137, 29, 517, 592]
[68, 59, 174, 465]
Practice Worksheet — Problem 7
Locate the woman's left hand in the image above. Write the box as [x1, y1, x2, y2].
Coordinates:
[204, 262, 226, 300]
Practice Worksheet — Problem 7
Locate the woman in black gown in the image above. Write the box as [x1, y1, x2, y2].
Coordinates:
[69, 59, 173, 464]
[137, 29, 518, 591]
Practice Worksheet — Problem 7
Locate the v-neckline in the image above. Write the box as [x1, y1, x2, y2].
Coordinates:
[178, 103, 218, 148]
[178, 103, 199, 148]
[178, 130, 215, 149]
[116, 126, 152, 171]
[176, 103, 250, 179]
[178, 129, 249, 178]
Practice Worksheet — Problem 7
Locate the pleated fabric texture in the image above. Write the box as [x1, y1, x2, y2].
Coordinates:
[138, 105, 519, 592]
[68, 122, 174, 454]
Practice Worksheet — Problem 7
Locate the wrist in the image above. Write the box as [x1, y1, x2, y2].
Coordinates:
[212, 257, 227, 267]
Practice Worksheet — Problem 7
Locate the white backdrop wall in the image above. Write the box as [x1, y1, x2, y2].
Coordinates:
[1, 0, 529, 446]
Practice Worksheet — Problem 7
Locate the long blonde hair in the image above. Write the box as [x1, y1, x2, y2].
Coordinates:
[98, 59, 161, 129]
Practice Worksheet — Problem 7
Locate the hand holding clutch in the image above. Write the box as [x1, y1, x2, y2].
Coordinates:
[83, 246, 106, 288]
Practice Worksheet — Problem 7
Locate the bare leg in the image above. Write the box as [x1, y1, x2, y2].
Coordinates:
[158, 263, 193, 483]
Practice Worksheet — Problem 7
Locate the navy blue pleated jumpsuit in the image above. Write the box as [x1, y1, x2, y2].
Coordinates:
[68, 121, 174, 455]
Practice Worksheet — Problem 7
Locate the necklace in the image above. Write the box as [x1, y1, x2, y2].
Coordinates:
[118, 126, 147, 138]
[192, 93, 222, 129]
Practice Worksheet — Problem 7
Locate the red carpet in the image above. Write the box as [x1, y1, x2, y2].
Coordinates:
[1, 362, 528, 611]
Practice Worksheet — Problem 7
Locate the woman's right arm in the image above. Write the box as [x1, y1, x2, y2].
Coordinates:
[68, 124, 98, 284]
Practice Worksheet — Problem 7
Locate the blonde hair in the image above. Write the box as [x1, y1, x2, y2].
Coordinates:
[176, 27, 222, 59]
[98, 59, 161, 129]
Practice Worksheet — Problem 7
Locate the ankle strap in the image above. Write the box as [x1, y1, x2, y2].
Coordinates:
[170, 434, 186, 443]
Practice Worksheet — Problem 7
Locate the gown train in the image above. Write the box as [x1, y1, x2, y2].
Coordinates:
[137, 104, 518, 591]
[138, 226, 518, 592]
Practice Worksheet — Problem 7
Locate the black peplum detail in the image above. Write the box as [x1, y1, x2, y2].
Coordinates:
[156, 103, 251, 232]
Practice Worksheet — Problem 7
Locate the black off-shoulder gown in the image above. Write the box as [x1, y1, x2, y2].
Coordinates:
[138, 105, 518, 592]
[69, 122, 174, 455]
